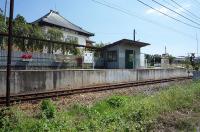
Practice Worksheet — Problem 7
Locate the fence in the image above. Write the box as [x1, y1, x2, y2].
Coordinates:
[0, 50, 84, 69]
[0, 33, 99, 70]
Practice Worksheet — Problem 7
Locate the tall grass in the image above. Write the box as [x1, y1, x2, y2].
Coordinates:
[0, 81, 200, 131]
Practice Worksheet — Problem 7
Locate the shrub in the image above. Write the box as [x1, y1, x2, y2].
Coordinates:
[0, 108, 19, 131]
[40, 99, 56, 119]
[106, 96, 125, 108]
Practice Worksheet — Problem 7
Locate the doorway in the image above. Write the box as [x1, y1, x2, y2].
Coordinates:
[125, 50, 134, 69]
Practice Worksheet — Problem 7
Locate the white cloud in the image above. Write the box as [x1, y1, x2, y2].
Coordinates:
[145, 3, 191, 17]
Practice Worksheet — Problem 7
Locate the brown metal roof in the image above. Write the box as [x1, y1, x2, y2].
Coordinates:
[102, 39, 150, 49]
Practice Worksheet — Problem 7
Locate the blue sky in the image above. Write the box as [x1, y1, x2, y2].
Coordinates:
[1, 0, 200, 56]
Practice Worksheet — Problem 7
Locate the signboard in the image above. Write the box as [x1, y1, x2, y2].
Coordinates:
[84, 51, 94, 64]
[140, 54, 147, 68]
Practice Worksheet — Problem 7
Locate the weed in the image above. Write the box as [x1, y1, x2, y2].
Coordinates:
[1, 81, 200, 131]
[106, 96, 125, 108]
[40, 99, 56, 119]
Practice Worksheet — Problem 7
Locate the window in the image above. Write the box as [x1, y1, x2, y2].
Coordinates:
[65, 35, 78, 44]
[107, 51, 117, 62]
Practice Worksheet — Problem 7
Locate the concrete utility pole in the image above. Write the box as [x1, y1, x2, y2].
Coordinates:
[4, 0, 8, 24]
[133, 29, 136, 41]
[6, 0, 14, 107]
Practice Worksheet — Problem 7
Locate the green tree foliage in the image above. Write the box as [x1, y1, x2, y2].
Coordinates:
[145, 54, 161, 66]
[0, 9, 7, 48]
[1, 13, 81, 55]
[46, 27, 64, 53]
[46, 28, 63, 41]
[95, 42, 105, 48]
[28, 25, 45, 52]
[0, 9, 7, 33]
[168, 55, 175, 65]
[94, 42, 105, 57]
[13, 15, 31, 51]
[67, 40, 81, 56]
[13, 15, 29, 36]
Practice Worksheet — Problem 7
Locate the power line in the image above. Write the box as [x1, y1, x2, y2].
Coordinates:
[169, 0, 200, 21]
[151, 0, 200, 26]
[192, 0, 200, 6]
[162, 0, 178, 9]
[91, 0, 195, 39]
[137, 0, 200, 30]
[162, 0, 200, 22]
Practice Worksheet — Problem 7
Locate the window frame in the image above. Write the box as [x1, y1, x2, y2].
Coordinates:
[107, 50, 117, 62]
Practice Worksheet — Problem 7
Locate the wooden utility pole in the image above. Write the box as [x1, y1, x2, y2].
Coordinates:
[6, 0, 14, 107]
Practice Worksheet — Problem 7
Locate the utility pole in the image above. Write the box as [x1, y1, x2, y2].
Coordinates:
[6, 0, 14, 107]
[133, 29, 136, 41]
[4, 0, 8, 24]
[196, 33, 199, 57]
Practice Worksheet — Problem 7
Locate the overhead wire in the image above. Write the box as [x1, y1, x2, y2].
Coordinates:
[91, 0, 196, 39]
[192, 0, 200, 6]
[169, 0, 200, 21]
[162, 0, 200, 22]
[151, 0, 200, 26]
[137, 0, 200, 30]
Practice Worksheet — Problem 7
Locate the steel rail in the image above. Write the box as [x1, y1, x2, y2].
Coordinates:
[0, 76, 192, 105]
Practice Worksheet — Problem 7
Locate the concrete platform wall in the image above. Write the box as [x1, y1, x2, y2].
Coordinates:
[0, 68, 188, 96]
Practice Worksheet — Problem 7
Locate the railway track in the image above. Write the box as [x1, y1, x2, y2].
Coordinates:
[0, 76, 192, 105]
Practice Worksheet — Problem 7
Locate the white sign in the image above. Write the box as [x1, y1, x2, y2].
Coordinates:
[84, 51, 94, 64]
[140, 54, 147, 68]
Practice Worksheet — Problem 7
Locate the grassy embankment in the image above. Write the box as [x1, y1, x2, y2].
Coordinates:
[0, 81, 200, 131]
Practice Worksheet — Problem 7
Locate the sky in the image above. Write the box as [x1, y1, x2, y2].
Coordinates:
[1, 0, 200, 57]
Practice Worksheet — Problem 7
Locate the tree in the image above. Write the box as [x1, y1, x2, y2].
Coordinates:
[0, 8, 3, 14]
[28, 24, 45, 52]
[0, 9, 7, 49]
[46, 27, 64, 53]
[95, 42, 105, 48]
[12, 15, 46, 52]
[67, 40, 81, 56]
[0, 8, 6, 32]
[145, 54, 161, 66]
[168, 55, 175, 65]
[13, 14, 30, 51]
[93, 42, 105, 57]
[154, 54, 161, 64]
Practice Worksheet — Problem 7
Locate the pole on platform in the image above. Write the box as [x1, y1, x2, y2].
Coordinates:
[133, 29, 136, 41]
[6, 0, 14, 107]
[196, 33, 199, 57]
